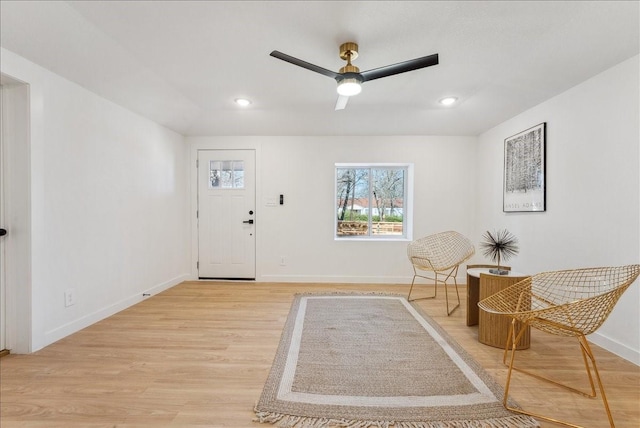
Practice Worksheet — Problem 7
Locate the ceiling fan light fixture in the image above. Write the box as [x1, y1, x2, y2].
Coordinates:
[337, 78, 362, 96]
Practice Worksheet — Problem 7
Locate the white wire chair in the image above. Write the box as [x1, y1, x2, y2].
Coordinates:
[407, 231, 475, 315]
[478, 264, 640, 427]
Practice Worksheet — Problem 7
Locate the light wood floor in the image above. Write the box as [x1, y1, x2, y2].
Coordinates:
[1, 281, 638, 427]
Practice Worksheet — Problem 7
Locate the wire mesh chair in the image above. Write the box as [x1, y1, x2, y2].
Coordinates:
[478, 264, 640, 428]
[407, 231, 475, 315]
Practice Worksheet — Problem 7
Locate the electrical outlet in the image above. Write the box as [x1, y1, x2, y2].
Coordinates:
[280, 256, 286, 266]
[64, 289, 77, 307]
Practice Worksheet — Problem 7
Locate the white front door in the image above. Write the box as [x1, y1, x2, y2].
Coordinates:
[198, 149, 256, 279]
[0, 85, 5, 351]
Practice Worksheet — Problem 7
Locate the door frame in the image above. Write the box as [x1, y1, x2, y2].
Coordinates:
[189, 139, 261, 280]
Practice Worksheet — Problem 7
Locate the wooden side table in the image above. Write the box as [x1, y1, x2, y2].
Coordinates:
[466, 265, 511, 326]
[478, 272, 530, 349]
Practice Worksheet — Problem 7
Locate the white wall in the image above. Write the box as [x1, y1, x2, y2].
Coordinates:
[1, 48, 191, 352]
[475, 55, 640, 363]
[188, 136, 478, 283]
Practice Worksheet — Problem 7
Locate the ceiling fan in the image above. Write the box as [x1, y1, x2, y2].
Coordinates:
[270, 42, 439, 110]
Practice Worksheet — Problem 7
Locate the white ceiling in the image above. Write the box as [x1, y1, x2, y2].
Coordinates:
[1, 1, 638, 137]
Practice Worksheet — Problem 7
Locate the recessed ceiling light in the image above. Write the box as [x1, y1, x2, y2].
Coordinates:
[439, 97, 458, 106]
[235, 98, 252, 107]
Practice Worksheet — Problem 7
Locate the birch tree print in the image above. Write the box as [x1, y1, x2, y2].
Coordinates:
[503, 123, 545, 212]
[505, 127, 543, 194]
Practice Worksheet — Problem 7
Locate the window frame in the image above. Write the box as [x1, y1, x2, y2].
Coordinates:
[334, 163, 413, 241]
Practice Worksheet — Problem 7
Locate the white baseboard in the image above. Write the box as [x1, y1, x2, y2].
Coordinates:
[258, 274, 412, 284]
[257, 274, 467, 285]
[41, 274, 189, 351]
[589, 332, 640, 366]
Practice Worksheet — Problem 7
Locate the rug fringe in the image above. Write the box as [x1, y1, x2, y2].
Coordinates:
[254, 410, 539, 428]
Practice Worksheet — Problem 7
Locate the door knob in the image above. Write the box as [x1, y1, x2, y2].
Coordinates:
[0, 228, 6, 236]
[242, 219, 254, 224]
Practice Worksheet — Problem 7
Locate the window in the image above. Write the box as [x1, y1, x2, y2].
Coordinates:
[209, 160, 244, 188]
[335, 164, 412, 240]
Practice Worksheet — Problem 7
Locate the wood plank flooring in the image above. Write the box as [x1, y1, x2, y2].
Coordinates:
[1, 281, 638, 427]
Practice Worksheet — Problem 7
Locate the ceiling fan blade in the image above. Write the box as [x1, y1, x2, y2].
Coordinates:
[360, 53, 439, 82]
[270, 51, 339, 79]
[335, 95, 349, 111]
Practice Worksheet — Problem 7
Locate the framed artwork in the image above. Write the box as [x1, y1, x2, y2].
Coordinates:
[503, 122, 546, 212]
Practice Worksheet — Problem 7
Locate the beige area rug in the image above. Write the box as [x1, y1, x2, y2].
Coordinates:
[254, 294, 539, 428]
